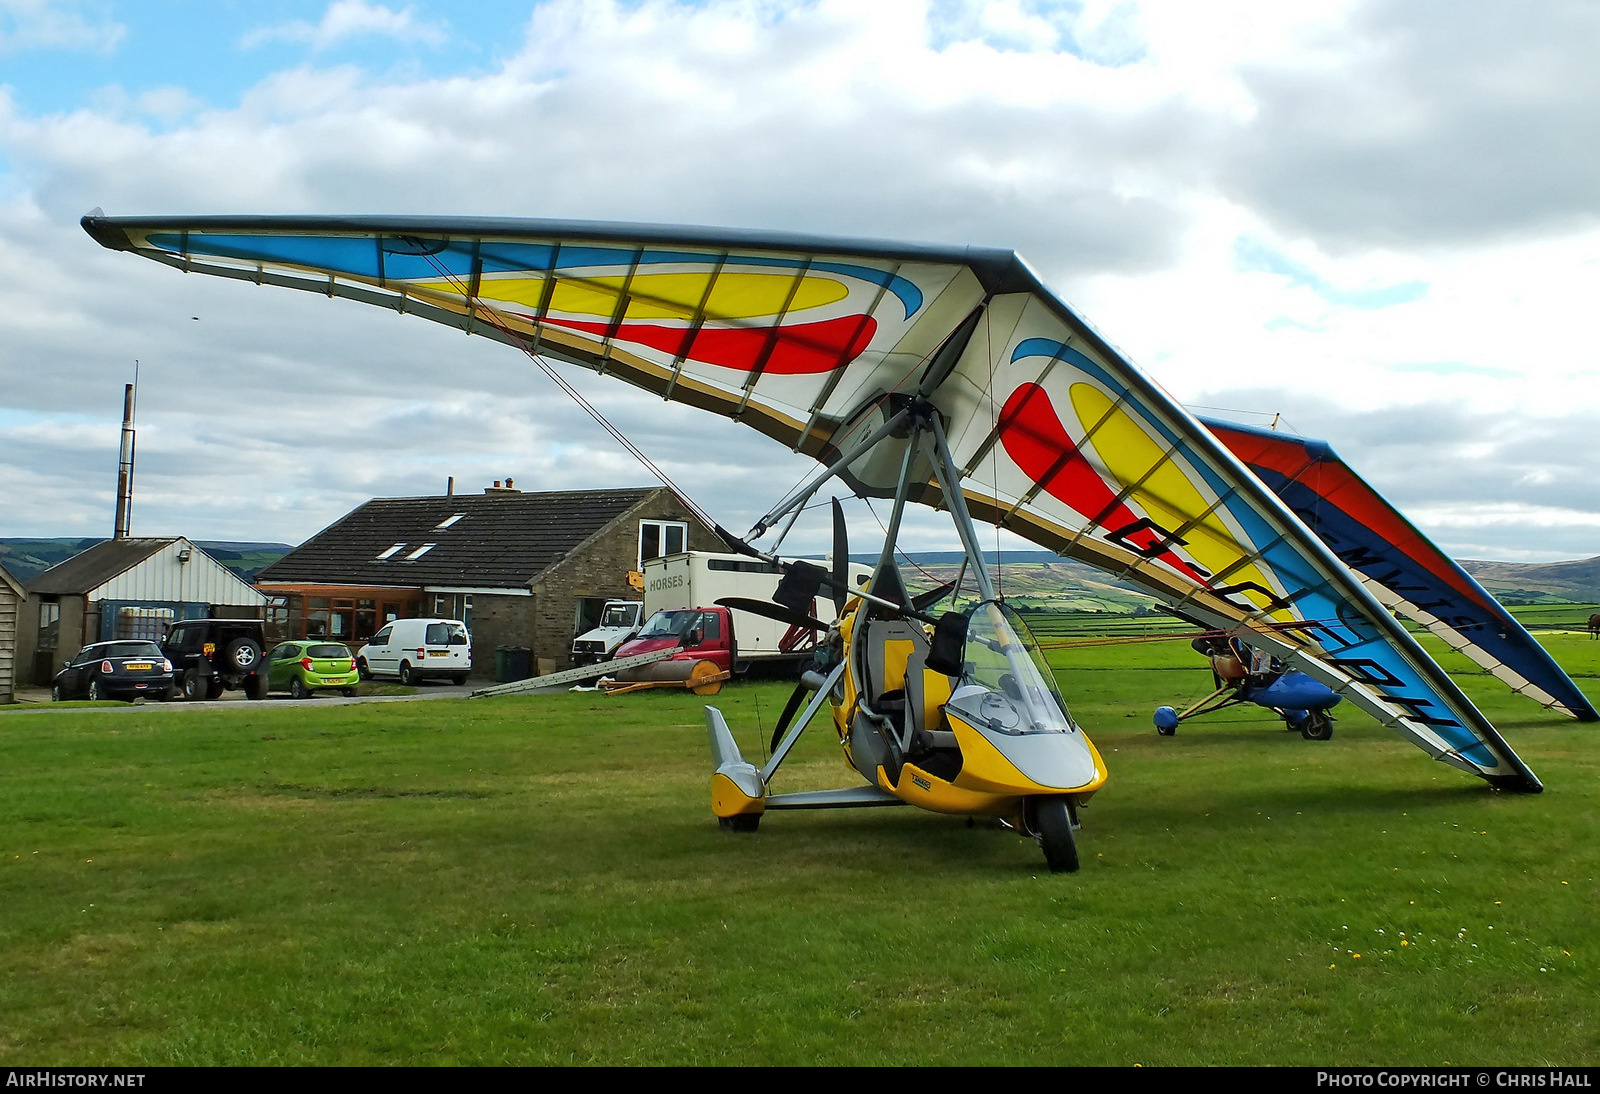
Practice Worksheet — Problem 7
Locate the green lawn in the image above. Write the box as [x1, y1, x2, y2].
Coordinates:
[2, 632, 1598, 1065]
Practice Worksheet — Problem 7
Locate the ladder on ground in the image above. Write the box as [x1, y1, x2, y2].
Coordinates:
[468, 649, 674, 698]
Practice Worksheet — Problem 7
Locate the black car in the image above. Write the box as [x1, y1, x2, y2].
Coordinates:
[162, 618, 269, 700]
[52, 641, 175, 702]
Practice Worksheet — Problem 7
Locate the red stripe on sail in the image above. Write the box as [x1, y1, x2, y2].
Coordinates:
[999, 383, 1208, 584]
[541, 314, 876, 375]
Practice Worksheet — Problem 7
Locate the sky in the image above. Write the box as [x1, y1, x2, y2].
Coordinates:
[1, 0, 1596, 562]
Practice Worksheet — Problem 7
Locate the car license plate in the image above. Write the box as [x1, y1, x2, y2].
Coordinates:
[125, 662, 152, 671]
[429, 651, 449, 657]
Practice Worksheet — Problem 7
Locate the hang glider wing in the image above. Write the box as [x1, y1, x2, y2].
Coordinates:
[82, 213, 1541, 790]
[1204, 418, 1597, 723]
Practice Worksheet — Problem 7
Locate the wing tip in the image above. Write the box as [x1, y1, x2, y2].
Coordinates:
[80, 210, 134, 252]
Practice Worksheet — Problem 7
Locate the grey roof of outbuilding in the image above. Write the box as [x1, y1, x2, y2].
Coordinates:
[257, 488, 666, 589]
[27, 537, 177, 595]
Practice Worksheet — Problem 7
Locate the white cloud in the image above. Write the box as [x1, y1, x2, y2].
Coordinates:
[242, 0, 447, 52]
[0, 0, 1596, 563]
[0, 0, 123, 54]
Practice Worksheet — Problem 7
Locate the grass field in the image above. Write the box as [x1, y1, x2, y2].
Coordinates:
[3, 623, 1598, 1065]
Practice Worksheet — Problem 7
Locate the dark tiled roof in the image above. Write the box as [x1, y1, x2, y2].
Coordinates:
[27, 538, 176, 595]
[258, 488, 663, 589]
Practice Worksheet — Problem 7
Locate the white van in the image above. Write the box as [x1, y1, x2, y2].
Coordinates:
[356, 618, 472, 685]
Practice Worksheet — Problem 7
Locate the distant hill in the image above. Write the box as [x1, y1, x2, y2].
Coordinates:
[1460, 556, 1600, 605]
[0, 538, 292, 585]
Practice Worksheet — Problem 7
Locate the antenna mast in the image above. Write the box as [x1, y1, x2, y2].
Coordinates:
[112, 364, 138, 539]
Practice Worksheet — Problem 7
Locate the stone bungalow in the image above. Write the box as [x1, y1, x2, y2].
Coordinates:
[254, 484, 721, 676]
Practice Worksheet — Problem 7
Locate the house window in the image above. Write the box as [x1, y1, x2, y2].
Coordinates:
[638, 520, 687, 569]
[37, 601, 61, 651]
[435, 513, 466, 529]
[404, 543, 436, 561]
[376, 543, 406, 560]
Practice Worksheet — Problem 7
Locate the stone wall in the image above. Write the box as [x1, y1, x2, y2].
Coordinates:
[526, 489, 720, 672]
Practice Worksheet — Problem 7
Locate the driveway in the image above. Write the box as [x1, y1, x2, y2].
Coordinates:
[4, 680, 482, 714]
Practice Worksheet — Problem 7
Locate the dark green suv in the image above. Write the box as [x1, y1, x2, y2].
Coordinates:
[161, 618, 269, 701]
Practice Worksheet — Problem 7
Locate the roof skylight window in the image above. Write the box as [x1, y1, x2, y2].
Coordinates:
[405, 543, 437, 561]
[435, 513, 466, 529]
[375, 543, 406, 560]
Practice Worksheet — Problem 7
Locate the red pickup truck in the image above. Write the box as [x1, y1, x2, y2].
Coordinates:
[614, 606, 736, 672]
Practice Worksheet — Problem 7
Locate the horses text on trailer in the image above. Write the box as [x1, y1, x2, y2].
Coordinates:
[640, 551, 869, 668]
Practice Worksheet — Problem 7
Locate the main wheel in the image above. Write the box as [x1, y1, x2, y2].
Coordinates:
[51, 684, 62, 702]
[1300, 710, 1334, 741]
[183, 668, 205, 701]
[451, 673, 468, 686]
[719, 814, 761, 832]
[398, 661, 417, 686]
[243, 675, 267, 701]
[1030, 797, 1080, 873]
[205, 678, 225, 700]
[341, 687, 357, 698]
[290, 678, 310, 700]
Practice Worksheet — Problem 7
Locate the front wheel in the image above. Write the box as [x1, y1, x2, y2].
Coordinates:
[51, 684, 62, 702]
[719, 814, 760, 832]
[1029, 797, 1080, 873]
[356, 658, 371, 681]
[1300, 710, 1334, 741]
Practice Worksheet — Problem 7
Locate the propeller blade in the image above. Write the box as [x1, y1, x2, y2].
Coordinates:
[770, 680, 811, 754]
[911, 580, 959, 612]
[831, 496, 848, 614]
[715, 597, 828, 632]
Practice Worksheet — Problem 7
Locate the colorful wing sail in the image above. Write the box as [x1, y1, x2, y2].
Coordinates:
[81, 214, 1542, 790]
[1204, 418, 1597, 722]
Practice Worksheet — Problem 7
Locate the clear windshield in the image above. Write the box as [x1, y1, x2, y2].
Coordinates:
[946, 600, 1075, 736]
[600, 604, 640, 628]
[637, 610, 700, 639]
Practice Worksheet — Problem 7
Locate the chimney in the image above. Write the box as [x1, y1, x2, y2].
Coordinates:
[113, 382, 136, 539]
[447, 476, 455, 496]
[484, 477, 523, 495]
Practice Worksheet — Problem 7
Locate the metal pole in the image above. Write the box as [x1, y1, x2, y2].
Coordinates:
[113, 382, 136, 539]
[744, 405, 912, 540]
[928, 415, 997, 602]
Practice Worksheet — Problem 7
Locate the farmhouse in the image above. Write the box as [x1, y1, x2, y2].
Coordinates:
[14, 536, 268, 686]
[254, 483, 721, 676]
[0, 562, 24, 702]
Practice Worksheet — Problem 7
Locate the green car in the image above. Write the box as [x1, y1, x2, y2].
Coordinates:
[266, 641, 361, 699]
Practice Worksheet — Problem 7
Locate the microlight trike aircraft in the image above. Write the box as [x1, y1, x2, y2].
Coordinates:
[83, 213, 1548, 871]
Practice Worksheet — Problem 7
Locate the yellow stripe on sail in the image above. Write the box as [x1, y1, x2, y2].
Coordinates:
[1068, 384, 1288, 617]
[411, 271, 850, 321]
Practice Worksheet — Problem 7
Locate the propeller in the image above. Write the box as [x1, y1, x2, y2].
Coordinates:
[714, 597, 828, 632]
[831, 496, 849, 615]
[911, 580, 959, 612]
[770, 681, 811, 754]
